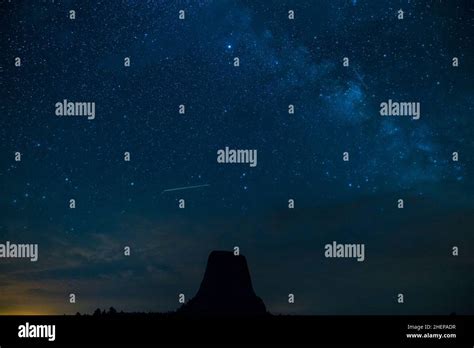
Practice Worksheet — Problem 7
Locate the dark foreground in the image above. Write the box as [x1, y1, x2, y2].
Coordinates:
[1, 314, 473, 346]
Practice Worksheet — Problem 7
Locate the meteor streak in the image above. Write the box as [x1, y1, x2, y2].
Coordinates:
[161, 184, 210, 193]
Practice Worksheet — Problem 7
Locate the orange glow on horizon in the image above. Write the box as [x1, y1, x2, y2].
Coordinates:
[0, 307, 59, 316]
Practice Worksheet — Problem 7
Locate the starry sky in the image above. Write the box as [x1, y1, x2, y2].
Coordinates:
[0, 0, 473, 315]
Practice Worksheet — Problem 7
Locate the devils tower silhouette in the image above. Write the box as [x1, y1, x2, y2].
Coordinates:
[178, 250, 267, 316]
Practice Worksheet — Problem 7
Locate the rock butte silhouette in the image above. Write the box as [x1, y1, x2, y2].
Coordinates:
[177, 250, 268, 316]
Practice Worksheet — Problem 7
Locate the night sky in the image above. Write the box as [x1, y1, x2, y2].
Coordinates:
[0, 0, 473, 315]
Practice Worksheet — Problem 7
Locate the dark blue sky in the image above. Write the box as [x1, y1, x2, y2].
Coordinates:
[0, 0, 473, 315]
